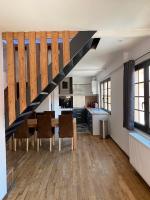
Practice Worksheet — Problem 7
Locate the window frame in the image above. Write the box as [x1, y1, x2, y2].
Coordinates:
[134, 59, 150, 134]
[100, 78, 111, 113]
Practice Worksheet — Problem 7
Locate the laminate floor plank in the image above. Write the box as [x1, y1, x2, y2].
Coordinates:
[6, 134, 150, 200]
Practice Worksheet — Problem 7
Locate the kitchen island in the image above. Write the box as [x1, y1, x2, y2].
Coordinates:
[60, 107, 109, 135]
[86, 108, 109, 135]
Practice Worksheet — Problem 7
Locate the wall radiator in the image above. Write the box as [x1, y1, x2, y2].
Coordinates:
[129, 132, 150, 186]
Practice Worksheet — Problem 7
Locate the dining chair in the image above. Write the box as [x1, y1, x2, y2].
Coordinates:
[59, 114, 74, 151]
[44, 111, 55, 143]
[14, 119, 33, 152]
[61, 111, 73, 115]
[28, 111, 36, 134]
[44, 111, 55, 118]
[37, 113, 55, 152]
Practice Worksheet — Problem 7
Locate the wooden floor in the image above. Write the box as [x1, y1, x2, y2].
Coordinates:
[6, 133, 150, 200]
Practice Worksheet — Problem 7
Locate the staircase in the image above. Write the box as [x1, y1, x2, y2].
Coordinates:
[4, 31, 100, 140]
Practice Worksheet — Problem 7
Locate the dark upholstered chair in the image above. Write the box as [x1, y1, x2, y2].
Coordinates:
[36, 112, 44, 117]
[44, 111, 55, 138]
[61, 111, 73, 116]
[59, 114, 74, 151]
[44, 111, 55, 118]
[14, 120, 33, 152]
[37, 113, 55, 152]
[28, 111, 36, 135]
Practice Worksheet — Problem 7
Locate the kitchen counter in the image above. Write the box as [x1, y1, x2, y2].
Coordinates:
[86, 108, 109, 135]
[86, 108, 108, 115]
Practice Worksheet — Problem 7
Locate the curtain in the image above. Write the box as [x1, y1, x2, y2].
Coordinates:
[123, 60, 135, 130]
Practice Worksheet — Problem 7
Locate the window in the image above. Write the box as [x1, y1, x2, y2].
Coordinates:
[100, 78, 111, 112]
[134, 60, 150, 133]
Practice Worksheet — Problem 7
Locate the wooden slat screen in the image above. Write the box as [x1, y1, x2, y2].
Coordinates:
[62, 31, 70, 66]
[40, 32, 48, 89]
[51, 32, 59, 78]
[6, 32, 16, 125]
[18, 32, 26, 112]
[4, 30, 75, 125]
[28, 32, 37, 101]
[2, 31, 78, 40]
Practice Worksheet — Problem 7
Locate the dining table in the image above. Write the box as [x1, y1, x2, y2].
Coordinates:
[27, 118, 77, 150]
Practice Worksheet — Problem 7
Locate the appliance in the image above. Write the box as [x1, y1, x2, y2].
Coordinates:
[59, 96, 73, 108]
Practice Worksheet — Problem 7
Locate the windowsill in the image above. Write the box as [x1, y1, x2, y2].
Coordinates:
[100, 108, 111, 115]
[129, 129, 150, 149]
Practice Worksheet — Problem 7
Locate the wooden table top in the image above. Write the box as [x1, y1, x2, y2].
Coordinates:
[27, 118, 76, 128]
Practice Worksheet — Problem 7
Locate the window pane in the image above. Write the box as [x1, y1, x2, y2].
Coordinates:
[134, 97, 138, 109]
[135, 84, 138, 96]
[108, 81, 111, 88]
[139, 69, 144, 82]
[104, 103, 107, 109]
[139, 83, 144, 96]
[101, 85, 103, 98]
[104, 82, 107, 90]
[149, 82, 150, 96]
[135, 71, 138, 83]
[134, 111, 145, 125]
[101, 100, 103, 107]
[149, 66, 150, 81]
[134, 110, 139, 122]
[108, 96, 111, 104]
[139, 97, 144, 111]
[100, 79, 111, 112]
[139, 111, 145, 125]
[108, 104, 111, 111]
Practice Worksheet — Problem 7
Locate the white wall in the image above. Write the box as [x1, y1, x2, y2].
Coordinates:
[36, 95, 51, 112]
[110, 67, 129, 154]
[73, 96, 85, 108]
[73, 76, 93, 96]
[0, 33, 7, 200]
[51, 87, 61, 117]
[97, 37, 150, 156]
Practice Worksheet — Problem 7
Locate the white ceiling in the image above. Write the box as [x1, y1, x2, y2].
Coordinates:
[0, 0, 150, 76]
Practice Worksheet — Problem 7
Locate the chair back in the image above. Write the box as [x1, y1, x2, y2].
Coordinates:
[15, 120, 30, 138]
[61, 111, 73, 116]
[36, 112, 44, 118]
[44, 111, 55, 118]
[59, 115, 73, 138]
[29, 111, 36, 119]
[37, 113, 53, 138]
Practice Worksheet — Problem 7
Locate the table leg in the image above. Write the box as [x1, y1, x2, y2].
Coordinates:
[73, 120, 77, 150]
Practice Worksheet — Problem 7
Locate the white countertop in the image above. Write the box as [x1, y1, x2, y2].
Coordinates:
[86, 108, 108, 115]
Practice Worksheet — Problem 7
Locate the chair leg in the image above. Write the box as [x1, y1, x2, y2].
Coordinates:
[71, 137, 74, 151]
[40, 139, 42, 146]
[18, 139, 21, 147]
[52, 135, 55, 146]
[31, 135, 34, 149]
[50, 138, 52, 152]
[59, 138, 61, 152]
[14, 138, 17, 152]
[26, 138, 29, 152]
[34, 131, 37, 146]
[37, 138, 39, 152]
